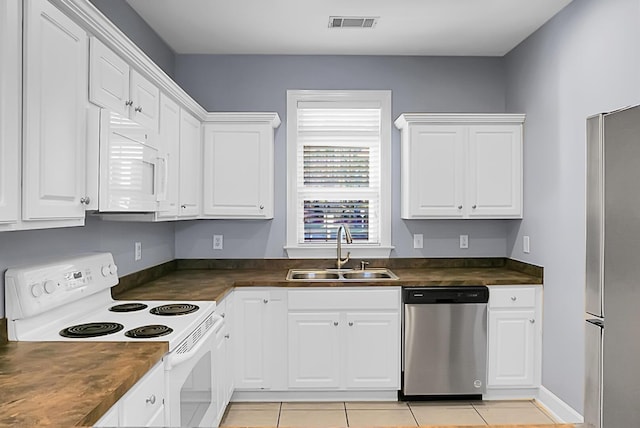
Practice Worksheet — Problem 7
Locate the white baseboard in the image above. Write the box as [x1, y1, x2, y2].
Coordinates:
[536, 385, 584, 423]
[232, 390, 398, 402]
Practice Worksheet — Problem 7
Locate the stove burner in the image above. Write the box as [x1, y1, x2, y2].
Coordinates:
[60, 322, 124, 338]
[150, 303, 199, 316]
[109, 303, 149, 313]
[125, 325, 173, 339]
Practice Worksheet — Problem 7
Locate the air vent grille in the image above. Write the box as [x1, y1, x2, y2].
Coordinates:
[329, 16, 378, 29]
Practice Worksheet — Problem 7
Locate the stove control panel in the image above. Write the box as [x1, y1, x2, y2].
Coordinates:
[5, 252, 119, 320]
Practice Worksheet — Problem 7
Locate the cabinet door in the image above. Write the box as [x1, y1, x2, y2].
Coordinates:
[234, 291, 270, 389]
[224, 296, 235, 401]
[288, 312, 341, 389]
[403, 125, 465, 218]
[214, 322, 228, 426]
[488, 309, 536, 387]
[23, 0, 87, 221]
[89, 37, 130, 116]
[130, 69, 160, 132]
[202, 124, 273, 218]
[467, 125, 522, 218]
[157, 94, 180, 218]
[345, 312, 400, 389]
[0, 0, 20, 225]
[178, 110, 201, 217]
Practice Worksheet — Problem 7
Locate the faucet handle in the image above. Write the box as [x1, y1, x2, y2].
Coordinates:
[360, 261, 370, 270]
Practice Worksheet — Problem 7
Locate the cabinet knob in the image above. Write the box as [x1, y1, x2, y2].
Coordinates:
[260, 205, 264, 210]
[146, 395, 156, 405]
[529, 319, 535, 324]
[181, 205, 187, 209]
[458, 205, 463, 209]
[348, 322, 354, 326]
[125, 100, 133, 106]
[80, 196, 91, 205]
[333, 321, 339, 326]
[472, 205, 477, 209]
[221, 313, 225, 318]
[225, 333, 230, 339]
[263, 299, 268, 304]
[511, 296, 517, 301]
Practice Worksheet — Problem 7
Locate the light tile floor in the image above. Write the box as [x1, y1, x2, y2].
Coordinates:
[220, 400, 562, 427]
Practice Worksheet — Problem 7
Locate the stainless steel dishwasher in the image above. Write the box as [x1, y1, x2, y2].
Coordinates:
[402, 286, 489, 399]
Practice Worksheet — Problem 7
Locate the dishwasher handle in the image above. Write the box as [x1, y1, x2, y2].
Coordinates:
[403, 286, 489, 304]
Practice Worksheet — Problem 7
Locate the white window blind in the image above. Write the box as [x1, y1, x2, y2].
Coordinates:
[295, 103, 382, 244]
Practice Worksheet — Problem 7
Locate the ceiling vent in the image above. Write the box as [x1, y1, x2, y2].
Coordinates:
[328, 16, 378, 29]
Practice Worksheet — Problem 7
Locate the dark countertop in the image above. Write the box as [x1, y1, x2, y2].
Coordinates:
[0, 341, 167, 427]
[114, 265, 542, 301]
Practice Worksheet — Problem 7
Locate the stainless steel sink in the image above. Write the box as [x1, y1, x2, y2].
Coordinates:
[286, 268, 398, 281]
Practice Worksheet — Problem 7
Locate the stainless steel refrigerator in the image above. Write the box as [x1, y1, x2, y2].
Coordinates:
[585, 105, 640, 428]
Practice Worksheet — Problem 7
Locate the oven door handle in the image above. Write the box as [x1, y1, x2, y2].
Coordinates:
[165, 315, 224, 370]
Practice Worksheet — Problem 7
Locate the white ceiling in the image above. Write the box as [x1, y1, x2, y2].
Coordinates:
[125, 0, 573, 56]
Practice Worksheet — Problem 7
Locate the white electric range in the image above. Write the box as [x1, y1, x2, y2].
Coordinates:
[4, 252, 223, 427]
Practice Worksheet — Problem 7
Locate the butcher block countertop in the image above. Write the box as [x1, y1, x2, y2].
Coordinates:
[0, 341, 167, 427]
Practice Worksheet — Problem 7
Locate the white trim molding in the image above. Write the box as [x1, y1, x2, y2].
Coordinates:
[394, 113, 526, 129]
[204, 112, 281, 128]
[536, 385, 584, 424]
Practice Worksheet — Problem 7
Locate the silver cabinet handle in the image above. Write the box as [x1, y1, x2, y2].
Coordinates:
[333, 321, 338, 326]
[348, 322, 354, 326]
[529, 319, 535, 324]
[458, 205, 463, 209]
[263, 299, 268, 304]
[135, 106, 143, 112]
[259, 205, 264, 210]
[125, 100, 133, 106]
[225, 333, 230, 339]
[146, 395, 156, 405]
[80, 196, 91, 205]
[511, 296, 517, 301]
[181, 205, 186, 209]
[472, 205, 477, 209]
[221, 313, 225, 318]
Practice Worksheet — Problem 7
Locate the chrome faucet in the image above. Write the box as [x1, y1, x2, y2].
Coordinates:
[336, 224, 353, 269]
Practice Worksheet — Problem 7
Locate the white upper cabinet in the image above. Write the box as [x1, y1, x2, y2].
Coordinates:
[90, 37, 159, 131]
[0, 0, 20, 226]
[157, 94, 181, 218]
[201, 114, 280, 219]
[22, 0, 88, 222]
[178, 109, 202, 218]
[396, 114, 524, 219]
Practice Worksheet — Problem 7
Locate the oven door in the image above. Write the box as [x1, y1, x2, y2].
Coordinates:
[165, 315, 223, 427]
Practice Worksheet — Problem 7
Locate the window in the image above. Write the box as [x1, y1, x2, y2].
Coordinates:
[285, 90, 392, 258]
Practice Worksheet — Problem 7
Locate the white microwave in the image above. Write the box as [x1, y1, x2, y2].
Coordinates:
[94, 109, 166, 212]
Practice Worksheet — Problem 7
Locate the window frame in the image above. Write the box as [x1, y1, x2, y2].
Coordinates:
[285, 90, 393, 259]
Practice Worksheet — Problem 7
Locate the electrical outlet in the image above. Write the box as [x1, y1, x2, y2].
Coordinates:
[213, 235, 223, 250]
[134, 242, 142, 261]
[459, 235, 469, 249]
[523, 235, 530, 254]
[413, 234, 423, 249]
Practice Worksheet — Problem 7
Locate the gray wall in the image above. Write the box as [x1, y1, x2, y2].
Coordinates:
[505, 0, 640, 413]
[0, 218, 175, 318]
[89, 0, 176, 78]
[174, 55, 512, 258]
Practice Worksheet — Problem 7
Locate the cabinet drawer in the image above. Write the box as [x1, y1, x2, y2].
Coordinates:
[121, 361, 165, 427]
[288, 288, 400, 311]
[490, 287, 536, 309]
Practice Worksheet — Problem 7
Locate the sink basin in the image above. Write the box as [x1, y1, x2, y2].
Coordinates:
[288, 271, 341, 280]
[286, 268, 398, 281]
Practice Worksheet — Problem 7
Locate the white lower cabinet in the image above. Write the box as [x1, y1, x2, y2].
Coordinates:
[94, 360, 165, 428]
[487, 286, 542, 394]
[287, 288, 401, 391]
[233, 289, 287, 391]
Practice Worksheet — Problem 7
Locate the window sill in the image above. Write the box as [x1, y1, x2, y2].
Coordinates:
[284, 245, 394, 259]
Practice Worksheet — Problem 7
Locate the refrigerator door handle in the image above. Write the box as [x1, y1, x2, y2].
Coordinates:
[586, 318, 605, 328]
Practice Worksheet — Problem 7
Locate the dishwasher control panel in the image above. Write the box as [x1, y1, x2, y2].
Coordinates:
[403, 286, 489, 304]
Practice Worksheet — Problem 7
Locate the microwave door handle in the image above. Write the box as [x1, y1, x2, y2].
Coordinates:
[156, 155, 168, 202]
[165, 315, 224, 370]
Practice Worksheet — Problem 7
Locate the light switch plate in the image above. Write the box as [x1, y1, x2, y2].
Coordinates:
[413, 234, 423, 249]
[523, 235, 530, 253]
[459, 235, 469, 249]
[134, 242, 141, 261]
